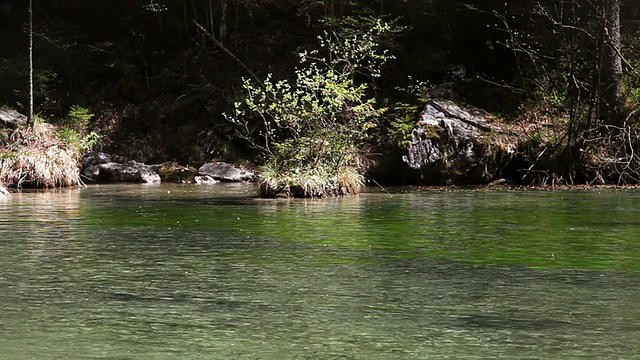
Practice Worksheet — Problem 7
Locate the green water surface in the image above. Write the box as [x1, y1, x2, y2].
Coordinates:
[1, 184, 639, 359]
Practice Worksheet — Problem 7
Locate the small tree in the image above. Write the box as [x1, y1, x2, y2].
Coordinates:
[226, 16, 402, 197]
[27, 0, 34, 128]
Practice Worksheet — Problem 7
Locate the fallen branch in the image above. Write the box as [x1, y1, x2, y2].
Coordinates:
[192, 20, 264, 87]
[429, 101, 494, 132]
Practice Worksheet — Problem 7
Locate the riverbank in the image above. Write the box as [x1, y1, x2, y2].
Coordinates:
[399, 183, 640, 193]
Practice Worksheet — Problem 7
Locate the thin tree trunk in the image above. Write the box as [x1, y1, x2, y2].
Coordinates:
[211, 0, 226, 44]
[218, 0, 226, 43]
[602, 0, 623, 126]
[208, 0, 214, 41]
[27, 0, 34, 128]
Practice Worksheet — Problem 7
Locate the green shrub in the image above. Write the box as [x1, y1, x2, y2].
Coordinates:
[385, 77, 431, 148]
[226, 15, 402, 197]
[58, 105, 100, 152]
[67, 105, 94, 131]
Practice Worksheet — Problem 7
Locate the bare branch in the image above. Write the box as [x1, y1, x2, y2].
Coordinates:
[192, 20, 263, 87]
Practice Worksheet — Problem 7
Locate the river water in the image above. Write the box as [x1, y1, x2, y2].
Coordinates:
[1, 184, 639, 359]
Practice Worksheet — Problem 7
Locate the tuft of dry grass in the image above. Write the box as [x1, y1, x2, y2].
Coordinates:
[0, 122, 81, 188]
[258, 165, 364, 198]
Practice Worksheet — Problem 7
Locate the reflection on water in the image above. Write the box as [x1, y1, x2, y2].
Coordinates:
[1, 184, 640, 359]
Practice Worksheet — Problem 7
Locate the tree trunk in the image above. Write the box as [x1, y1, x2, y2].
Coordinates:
[212, 0, 226, 44]
[602, 0, 624, 126]
[27, 0, 34, 128]
[208, 0, 214, 40]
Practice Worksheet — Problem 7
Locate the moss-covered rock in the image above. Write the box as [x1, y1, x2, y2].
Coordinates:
[151, 162, 198, 183]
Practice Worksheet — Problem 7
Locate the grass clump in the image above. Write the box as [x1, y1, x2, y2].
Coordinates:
[0, 122, 81, 187]
[258, 164, 364, 198]
[0, 107, 98, 188]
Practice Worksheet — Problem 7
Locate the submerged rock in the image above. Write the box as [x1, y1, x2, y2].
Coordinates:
[193, 175, 219, 184]
[83, 161, 161, 183]
[198, 161, 255, 182]
[150, 162, 198, 183]
[403, 100, 517, 185]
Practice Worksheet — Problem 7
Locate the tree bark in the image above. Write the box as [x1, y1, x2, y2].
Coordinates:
[602, 0, 624, 126]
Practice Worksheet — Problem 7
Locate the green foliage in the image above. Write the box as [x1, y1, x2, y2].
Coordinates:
[226, 15, 401, 196]
[623, 60, 640, 117]
[628, 87, 640, 111]
[67, 105, 94, 131]
[0, 151, 17, 160]
[518, 74, 569, 126]
[387, 105, 418, 147]
[384, 77, 431, 148]
[58, 105, 100, 152]
[318, 15, 405, 79]
[58, 128, 100, 152]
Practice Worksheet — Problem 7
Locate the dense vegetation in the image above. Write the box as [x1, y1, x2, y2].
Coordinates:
[1, 0, 639, 192]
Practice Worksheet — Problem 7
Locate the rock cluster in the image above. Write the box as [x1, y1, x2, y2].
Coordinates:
[80, 152, 255, 184]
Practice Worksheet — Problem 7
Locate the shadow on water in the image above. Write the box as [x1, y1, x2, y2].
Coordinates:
[457, 314, 575, 331]
[102, 291, 258, 310]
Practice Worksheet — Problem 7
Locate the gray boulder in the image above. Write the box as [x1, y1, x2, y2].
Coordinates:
[83, 161, 161, 183]
[0, 109, 27, 128]
[198, 161, 255, 182]
[81, 151, 112, 168]
[403, 100, 517, 185]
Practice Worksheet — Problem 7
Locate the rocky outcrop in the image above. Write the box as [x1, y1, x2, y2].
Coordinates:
[198, 161, 255, 182]
[0, 109, 27, 128]
[82, 160, 161, 183]
[150, 162, 198, 183]
[403, 100, 518, 185]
